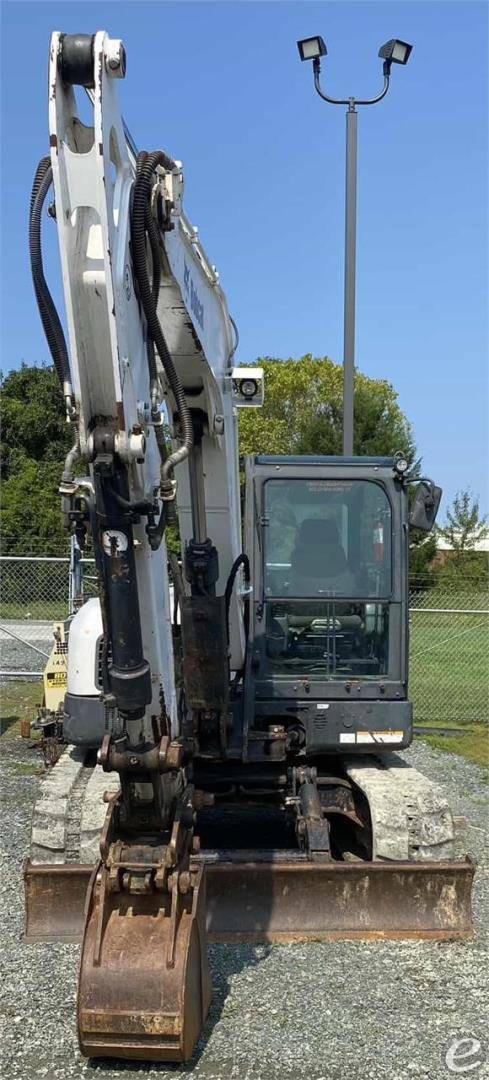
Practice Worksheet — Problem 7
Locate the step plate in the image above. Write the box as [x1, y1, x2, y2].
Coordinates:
[24, 856, 475, 944]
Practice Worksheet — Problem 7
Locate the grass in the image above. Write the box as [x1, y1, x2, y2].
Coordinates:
[410, 610, 489, 726]
[0, 678, 42, 735]
[0, 600, 66, 620]
[414, 718, 480, 731]
[6, 759, 41, 776]
[415, 728, 489, 768]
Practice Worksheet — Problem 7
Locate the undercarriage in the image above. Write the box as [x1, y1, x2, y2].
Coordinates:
[26, 743, 474, 1057]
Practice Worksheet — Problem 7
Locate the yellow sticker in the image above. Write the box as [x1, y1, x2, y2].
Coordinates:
[47, 673, 67, 687]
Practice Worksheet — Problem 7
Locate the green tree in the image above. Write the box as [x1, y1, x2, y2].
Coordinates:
[435, 490, 489, 588]
[238, 355, 417, 463]
[1, 364, 71, 554]
[1, 364, 71, 477]
[437, 489, 488, 553]
[1, 357, 421, 560]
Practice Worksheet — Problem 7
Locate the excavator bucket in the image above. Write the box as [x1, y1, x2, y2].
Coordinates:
[77, 863, 211, 1062]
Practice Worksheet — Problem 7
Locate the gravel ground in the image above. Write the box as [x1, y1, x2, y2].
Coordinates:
[1, 727, 487, 1080]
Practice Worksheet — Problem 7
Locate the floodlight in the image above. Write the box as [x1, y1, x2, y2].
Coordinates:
[378, 39, 413, 67]
[394, 454, 409, 475]
[240, 379, 258, 398]
[230, 367, 264, 409]
[297, 36, 327, 63]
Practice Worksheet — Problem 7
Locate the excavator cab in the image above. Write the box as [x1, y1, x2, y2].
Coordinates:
[243, 455, 426, 757]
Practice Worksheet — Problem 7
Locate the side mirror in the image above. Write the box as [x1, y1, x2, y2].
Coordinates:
[409, 481, 442, 533]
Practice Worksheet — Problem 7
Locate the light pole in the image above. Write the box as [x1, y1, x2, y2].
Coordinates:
[297, 36, 413, 456]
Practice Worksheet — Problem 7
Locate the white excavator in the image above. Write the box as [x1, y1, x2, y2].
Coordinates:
[24, 30, 474, 1063]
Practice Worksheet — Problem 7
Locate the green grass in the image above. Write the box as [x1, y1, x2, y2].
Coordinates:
[414, 719, 479, 732]
[6, 759, 41, 776]
[415, 728, 489, 768]
[410, 610, 489, 726]
[0, 600, 67, 620]
[0, 679, 42, 735]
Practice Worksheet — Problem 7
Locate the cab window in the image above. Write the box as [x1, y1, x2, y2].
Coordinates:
[264, 478, 392, 600]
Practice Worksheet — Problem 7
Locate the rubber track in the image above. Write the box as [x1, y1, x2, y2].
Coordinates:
[31, 747, 118, 865]
[31, 746, 88, 864]
[65, 755, 96, 862]
[345, 753, 456, 861]
[31, 750, 458, 867]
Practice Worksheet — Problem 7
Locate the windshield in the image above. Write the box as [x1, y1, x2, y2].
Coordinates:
[264, 478, 392, 600]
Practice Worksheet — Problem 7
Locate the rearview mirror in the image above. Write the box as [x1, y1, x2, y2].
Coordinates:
[409, 481, 442, 533]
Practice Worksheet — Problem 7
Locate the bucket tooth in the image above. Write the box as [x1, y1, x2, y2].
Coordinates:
[77, 862, 211, 1062]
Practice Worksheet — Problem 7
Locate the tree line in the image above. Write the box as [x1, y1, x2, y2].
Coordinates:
[1, 360, 487, 588]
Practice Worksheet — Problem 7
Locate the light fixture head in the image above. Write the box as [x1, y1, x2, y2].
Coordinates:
[240, 379, 258, 398]
[297, 36, 327, 63]
[394, 453, 409, 475]
[378, 38, 413, 67]
[231, 367, 264, 409]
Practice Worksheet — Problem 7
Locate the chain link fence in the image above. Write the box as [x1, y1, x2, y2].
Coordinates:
[0, 554, 97, 675]
[1, 556, 488, 725]
[409, 579, 489, 726]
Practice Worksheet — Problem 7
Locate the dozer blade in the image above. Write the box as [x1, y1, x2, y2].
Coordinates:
[25, 855, 475, 946]
[76, 863, 211, 1062]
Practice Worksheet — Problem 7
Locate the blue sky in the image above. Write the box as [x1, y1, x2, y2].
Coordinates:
[1, 1, 488, 518]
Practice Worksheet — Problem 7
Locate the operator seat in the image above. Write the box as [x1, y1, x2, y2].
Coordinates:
[290, 519, 355, 596]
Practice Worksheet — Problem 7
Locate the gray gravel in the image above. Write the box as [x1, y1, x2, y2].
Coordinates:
[1, 730, 488, 1080]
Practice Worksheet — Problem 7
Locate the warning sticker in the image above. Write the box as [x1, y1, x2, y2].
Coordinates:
[102, 530, 128, 556]
[47, 673, 67, 687]
[340, 731, 403, 744]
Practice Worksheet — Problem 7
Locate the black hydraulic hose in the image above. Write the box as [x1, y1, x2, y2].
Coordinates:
[107, 484, 154, 516]
[143, 194, 171, 469]
[225, 553, 251, 645]
[136, 152, 161, 400]
[29, 157, 72, 393]
[130, 150, 193, 481]
[145, 208, 162, 399]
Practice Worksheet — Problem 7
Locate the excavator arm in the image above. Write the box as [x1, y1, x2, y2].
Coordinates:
[34, 29, 256, 1060]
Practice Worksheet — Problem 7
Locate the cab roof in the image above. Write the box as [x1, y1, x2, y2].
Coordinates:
[254, 455, 396, 468]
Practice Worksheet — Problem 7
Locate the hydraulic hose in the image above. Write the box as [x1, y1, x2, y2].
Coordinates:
[225, 553, 251, 646]
[106, 484, 155, 516]
[29, 157, 73, 402]
[135, 152, 161, 406]
[130, 150, 193, 482]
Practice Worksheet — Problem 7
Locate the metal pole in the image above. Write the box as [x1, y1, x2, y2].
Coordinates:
[342, 103, 358, 456]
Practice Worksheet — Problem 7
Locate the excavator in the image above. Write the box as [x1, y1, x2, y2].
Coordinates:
[24, 30, 474, 1063]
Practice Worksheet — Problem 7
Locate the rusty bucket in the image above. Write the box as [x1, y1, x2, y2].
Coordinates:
[77, 862, 211, 1062]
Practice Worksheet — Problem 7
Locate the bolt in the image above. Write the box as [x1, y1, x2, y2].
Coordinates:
[105, 39, 126, 78]
[179, 871, 191, 894]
